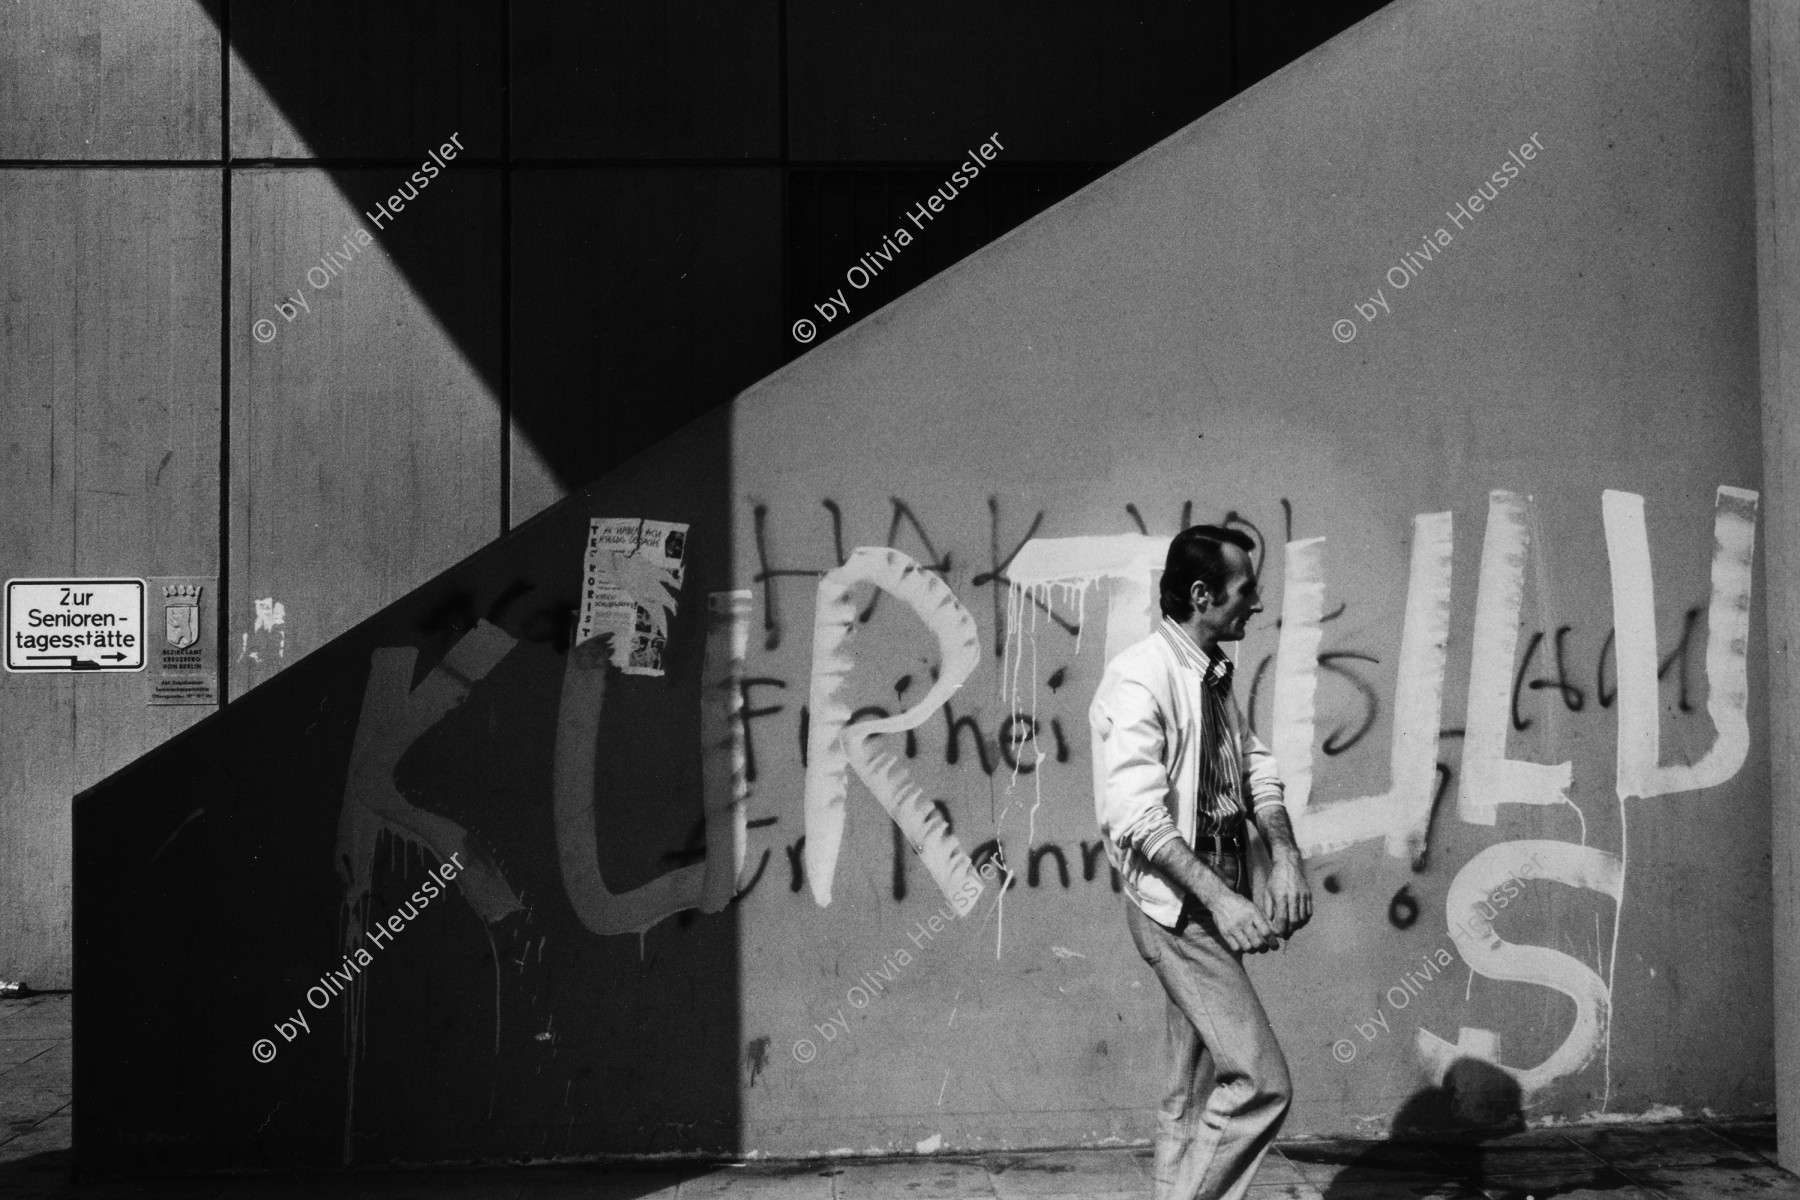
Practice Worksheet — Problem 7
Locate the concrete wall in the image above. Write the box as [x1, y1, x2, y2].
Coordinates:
[69, 0, 1776, 1178]
[1750, 0, 1800, 1172]
[0, 0, 1339, 993]
[730, 0, 1767, 1146]
[2, 0, 1316, 993]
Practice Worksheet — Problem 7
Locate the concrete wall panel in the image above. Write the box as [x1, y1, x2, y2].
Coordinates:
[509, 168, 783, 524]
[230, 167, 501, 698]
[786, 0, 1232, 162]
[227, 0, 503, 160]
[1, 169, 220, 987]
[0, 1, 221, 160]
[510, 0, 780, 160]
[1750, 0, 1800, 1169]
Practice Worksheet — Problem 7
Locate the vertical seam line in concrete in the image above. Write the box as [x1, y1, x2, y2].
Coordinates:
[778, 0, 791, 372]
[1752, 0, 1800, 1175]
[218, 2, 232, 706]
[1226, 0, 1239, 96]
[500, 0, 513, 535]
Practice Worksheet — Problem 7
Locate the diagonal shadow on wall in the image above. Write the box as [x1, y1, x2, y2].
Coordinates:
[73, 0, 1394, 1179]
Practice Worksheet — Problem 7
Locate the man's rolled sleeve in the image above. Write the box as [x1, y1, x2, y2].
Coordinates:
[1241, 718, 1287, 812]
[1092, 673, 1180, 858]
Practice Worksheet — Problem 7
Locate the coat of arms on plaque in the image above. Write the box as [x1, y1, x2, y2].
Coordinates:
[163, 583, 201, 649]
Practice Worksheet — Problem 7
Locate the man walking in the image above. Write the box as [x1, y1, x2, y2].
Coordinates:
[1090, 524, 1313, 1200]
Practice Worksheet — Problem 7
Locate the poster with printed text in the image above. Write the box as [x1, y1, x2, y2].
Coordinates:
[573, 518, 688, 676]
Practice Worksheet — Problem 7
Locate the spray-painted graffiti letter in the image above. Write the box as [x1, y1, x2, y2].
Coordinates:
[552, 591, 754, 936]
[1418, 839, 1623, 1095]
[1005, 534, 1169, 667]
[1459, 492, 1572, 825]
[1604, 486, 1759, 800]
[803, 548, 986, 914]
[1273, 515, 1454, 861]
[338, 619, 524, 923]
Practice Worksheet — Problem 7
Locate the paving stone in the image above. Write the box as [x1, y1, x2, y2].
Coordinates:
[1281, 1147, 1475, 1195]
[1614, 1159, 1800, 1199]
[1469, 1163, 1672, 1200]
[1708, 1120, 1784, 1166]
[1280, 1137, 1456, 1178]
[0, 1142, 68, 1188]
[677, 1161, 838, 1197]
[833, 1155, 995, 1198]
[0, 1111, 69, 1167]
[982, 1148, 1146, 1196]
[1246, 1182, 1326, 1200]
[0, 1002, 69, 1041]
[1429, 1136, 1608, 1177]
[1250, 1149, 1315, 1188]
[0, 1031, 1784, 1200]
[0, 1052, 68, 1130]
[0, 1045, 57, 1074]
[66, 1183, 225, 1200]
[1305, 1179, 1487, 1199]
[511, 1164, 691, 1199]
[1118, 1146, 1315, 1196]
[1568, 1123, 1752, 1170]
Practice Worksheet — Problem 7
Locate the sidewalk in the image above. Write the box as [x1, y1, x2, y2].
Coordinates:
[4, 995, 1796, 1198]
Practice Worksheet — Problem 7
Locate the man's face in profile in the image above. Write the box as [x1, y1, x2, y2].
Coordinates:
[1195, 544, 1263, 646]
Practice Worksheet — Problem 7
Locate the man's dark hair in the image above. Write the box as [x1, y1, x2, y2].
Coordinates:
[1159, 524, 1257, 621]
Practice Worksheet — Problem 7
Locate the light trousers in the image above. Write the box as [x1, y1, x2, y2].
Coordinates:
[1125, 850, 1292, 1200]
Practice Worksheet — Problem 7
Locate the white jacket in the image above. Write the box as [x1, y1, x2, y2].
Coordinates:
[1089, 618, 1286, 927]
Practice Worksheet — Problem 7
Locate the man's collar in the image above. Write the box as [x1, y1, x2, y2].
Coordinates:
[1158, 616, 1233, 685]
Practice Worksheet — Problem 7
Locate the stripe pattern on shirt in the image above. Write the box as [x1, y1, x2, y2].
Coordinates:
[1156, 617, 1245, 837]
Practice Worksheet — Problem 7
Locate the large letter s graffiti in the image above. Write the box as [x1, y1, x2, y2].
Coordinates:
[1421, 485, 1759, 1097]
[1418, 839, 1623, 1096]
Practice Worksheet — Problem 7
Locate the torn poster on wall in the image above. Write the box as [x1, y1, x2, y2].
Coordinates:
[573, 518, 689, 676]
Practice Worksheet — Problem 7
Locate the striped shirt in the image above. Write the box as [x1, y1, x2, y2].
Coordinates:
[1155, 617, 1249, 839]
[1090, 616, 1287, 926]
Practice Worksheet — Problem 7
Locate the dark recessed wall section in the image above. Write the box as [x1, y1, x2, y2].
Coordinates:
[228, 0, 506, 158]
[785, 1, 1233, 162]
[1231, 3, 1397, 94]
[216, 0, 1395, 509]
[511, 0, 782, 159]
[510, 169, 786, 517]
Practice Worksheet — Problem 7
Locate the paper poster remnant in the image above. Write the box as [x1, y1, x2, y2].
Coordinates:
[573, 518, 689, 676]
[147, 576, 219, 704]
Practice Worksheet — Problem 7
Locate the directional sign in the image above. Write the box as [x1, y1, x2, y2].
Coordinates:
[5, 579, 146, 672]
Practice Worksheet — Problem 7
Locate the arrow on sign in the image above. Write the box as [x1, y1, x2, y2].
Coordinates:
[24, 655, 105, 670]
